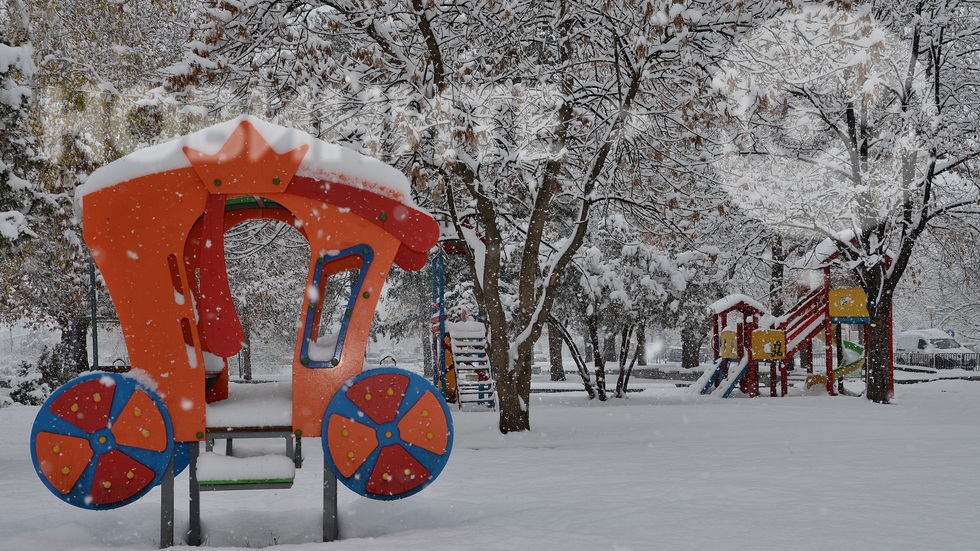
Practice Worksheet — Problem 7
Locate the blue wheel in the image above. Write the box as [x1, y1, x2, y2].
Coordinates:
[31, 372, 174, 510]
[323, 368, 453, 500]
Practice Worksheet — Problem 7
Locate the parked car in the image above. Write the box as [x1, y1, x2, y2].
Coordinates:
[664, 346, 711, 365]
[895, 328, 979, 369]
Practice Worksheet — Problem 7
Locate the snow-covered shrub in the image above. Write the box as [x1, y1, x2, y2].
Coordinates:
[0, 368, 11, 408]
[7, 344, 74, 406]
[8, 360, 48, 406]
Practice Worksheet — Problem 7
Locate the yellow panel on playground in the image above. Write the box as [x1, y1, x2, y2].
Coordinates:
[829, 288, 869, 322]
[720, 330, 738, 359]
[751, 329, 786, 361]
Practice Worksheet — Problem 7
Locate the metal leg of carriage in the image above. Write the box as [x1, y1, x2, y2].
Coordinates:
[324, 465, 338, 542]
[160, 454, 176, 548]
[161, 441, 335, 546]
[159, 444, 201, 548]
[188, 444, 202, 546]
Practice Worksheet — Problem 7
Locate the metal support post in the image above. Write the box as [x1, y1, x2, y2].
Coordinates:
[188, 443, 202, 546]
[769, 361, 777, 397]
[431, 250, 447, 394]
[323, 464, 338, 542]
[825, 320, 835, 395]
[780, 360, 788, 396]
[824, 268, 835, 395]
[160, 453, 175, 548]
[89, 258, 99, 370]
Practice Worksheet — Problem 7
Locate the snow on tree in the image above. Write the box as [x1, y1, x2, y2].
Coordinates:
[572, 211, 727, 398]
[1, 2, 193, 396]
[0, 8, 41, 259]
[0, 5, 82, 397]
[158, 0, 340, 120]
[163, 0, 789, 432]
[710, 1, 980, 403]
[894, 220, 980, 339]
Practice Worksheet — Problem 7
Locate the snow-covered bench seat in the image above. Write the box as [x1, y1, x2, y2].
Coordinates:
[201, 380, 301, 484]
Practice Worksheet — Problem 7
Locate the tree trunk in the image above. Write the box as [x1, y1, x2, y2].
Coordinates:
[801, 341, 813, 373]
[770, 235, 785, 317]
[493, 344, 532, 433]
[422, 333, 433, 379]
[865, 300, 892, 404]
[66, 318, 89, 373]
[486, 305, 531, 433]
[241, 319, 252, 381]
[636, 323, 647, 366]
[680, 323, 702, 369]
[496, 373, 529, 433]
[547, 321, 565, 381]
[548, 316, 595, 398]
[771, 237, 797, 370]
[603, 329, 617, 362]
[834, 323, 844, 368]
[587, 314, 607, 400]
[614, 325, 629, 397]
[615, 325, 635, 397]
[619, 332, 644, 396]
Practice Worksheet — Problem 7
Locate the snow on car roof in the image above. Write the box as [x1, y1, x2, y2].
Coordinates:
[899, 328, 956, 340]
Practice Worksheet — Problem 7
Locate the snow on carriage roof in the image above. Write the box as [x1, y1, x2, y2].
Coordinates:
[76, 115, 413, 212]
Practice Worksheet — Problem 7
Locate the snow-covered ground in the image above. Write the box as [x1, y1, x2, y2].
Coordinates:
[2, 374, 979, 550]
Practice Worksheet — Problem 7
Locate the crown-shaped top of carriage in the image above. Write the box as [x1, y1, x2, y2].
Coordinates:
[30, 117, 453, 546]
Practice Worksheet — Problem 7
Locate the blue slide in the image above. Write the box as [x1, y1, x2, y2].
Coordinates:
[694, 355, 750, 397]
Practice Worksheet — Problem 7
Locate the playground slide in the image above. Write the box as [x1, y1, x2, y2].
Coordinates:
[710, 355, 751, 398]
[805, 340, 865, 389]
[693, 356, 750, 397]
[694, 358, 726, 395]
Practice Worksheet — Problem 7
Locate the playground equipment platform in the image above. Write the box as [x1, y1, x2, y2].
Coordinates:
[698, 238, 892, 398]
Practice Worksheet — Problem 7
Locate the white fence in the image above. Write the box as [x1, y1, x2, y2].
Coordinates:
[895, 351, 980, 370]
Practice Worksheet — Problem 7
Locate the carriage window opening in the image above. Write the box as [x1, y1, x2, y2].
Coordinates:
[300, 245, 374, 368]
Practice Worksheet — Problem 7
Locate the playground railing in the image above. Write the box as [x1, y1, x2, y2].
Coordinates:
[780, 288, 829, 357]
[781, 289, 823, 325]
[896, 351, 980, 370]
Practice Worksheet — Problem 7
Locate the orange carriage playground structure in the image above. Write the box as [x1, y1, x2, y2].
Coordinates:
[29, 118, 454, 547]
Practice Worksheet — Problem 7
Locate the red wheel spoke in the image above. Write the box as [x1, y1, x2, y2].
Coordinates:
[366, 445, 430, 497]
[89, 450, 156, 506]
[346, 372, 409, 424]
[49, 378, 116, 433]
